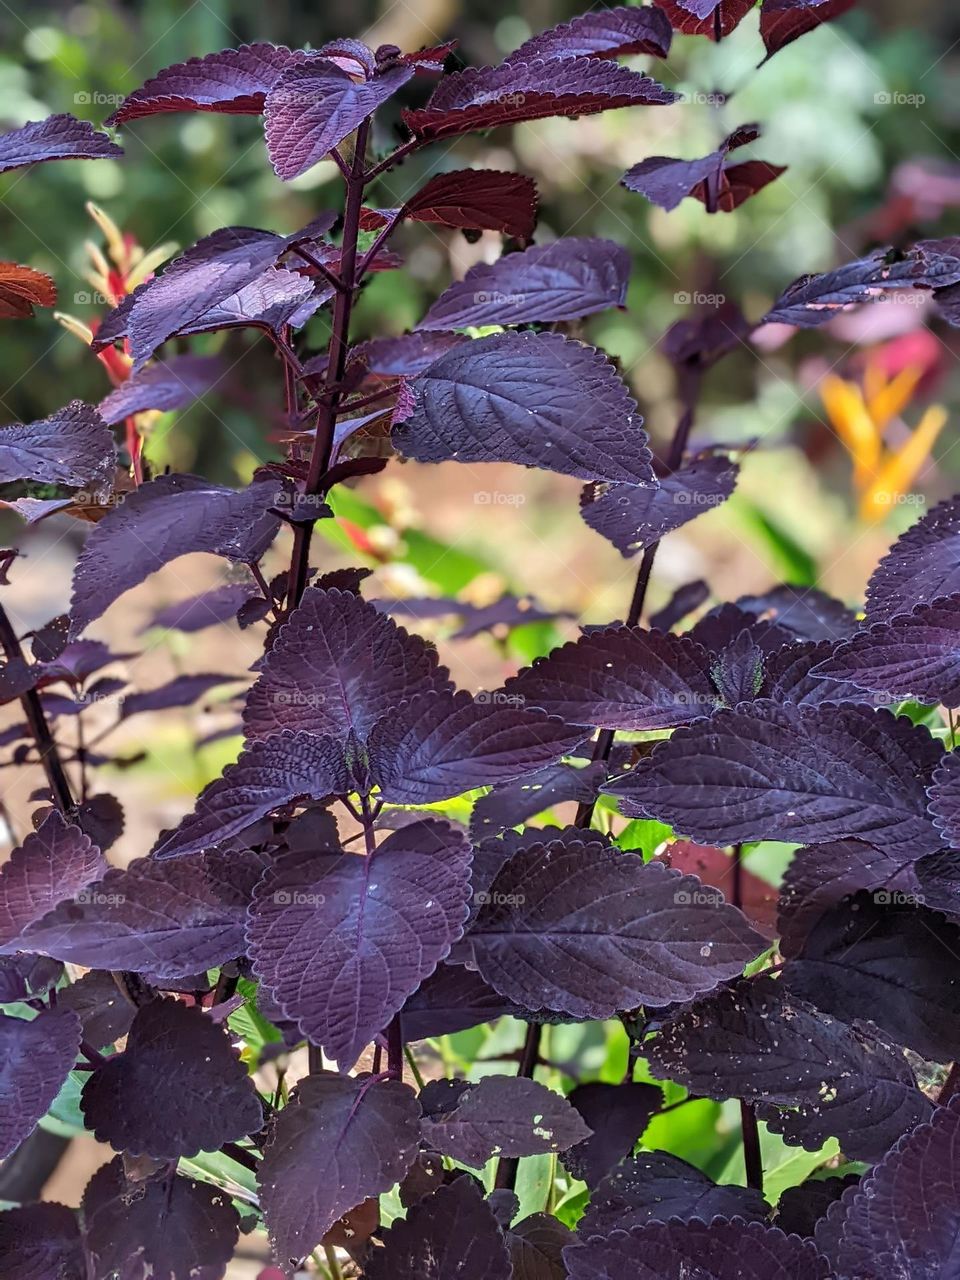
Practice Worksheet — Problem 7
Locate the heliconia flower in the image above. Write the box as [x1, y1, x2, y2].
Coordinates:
[820, 359, 948, 522]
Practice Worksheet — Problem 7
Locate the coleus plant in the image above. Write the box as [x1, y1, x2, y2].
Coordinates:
[2, 4, 960, 1279]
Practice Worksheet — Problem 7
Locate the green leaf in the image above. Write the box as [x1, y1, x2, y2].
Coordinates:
[616, 819, 674, 859]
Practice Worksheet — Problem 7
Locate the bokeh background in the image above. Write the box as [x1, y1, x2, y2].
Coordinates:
[1, 1, 959, 1271]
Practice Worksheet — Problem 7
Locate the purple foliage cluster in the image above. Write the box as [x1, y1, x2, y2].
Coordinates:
[2, 3, 960, 1277]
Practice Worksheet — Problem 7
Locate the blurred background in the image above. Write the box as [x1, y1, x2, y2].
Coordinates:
[1, 3, 959, 1266]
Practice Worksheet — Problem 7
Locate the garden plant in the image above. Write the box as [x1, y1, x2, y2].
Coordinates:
[2, 2, 960, 1277]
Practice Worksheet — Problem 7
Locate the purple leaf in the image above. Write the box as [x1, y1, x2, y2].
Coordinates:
[403, 57, 677, 141]
[351, 331, 468, 378]
[581, 456, 739, 557]
[734, 585, 859, 643]
[393, 331, 655, 485]
[656, 0, 756, 40]
[649, 580, 710, 632]
[397, 962, 520, 1041]
[929, 749, 960, 848]
[866, 495, 960, 621]
[57, 969, 136, 1048]
[645, 978, 932, 1163]
[364, 1177, 512, 1280]
[82, 1157, 239, 1280]
[9, 849, 266, 979]
[120, 672, 239, 719]
[825, 1097, 960, 1279]
[623, 125, 784, 212]
[661, 302, 750, 370]
[469, 760, 607, 839]
[244, 586, 449, 744]
[0, 954, 62, 1003]
[774, 1174, 860, 1239]
[418, 238, 630, 330]
[511, 6, 672, 60]
[783, 892, 960, 1061]
[760, 640, 881, 707]
[0, 401, 115, 490]
[265, 59, 413, 179]
[420, 1075, 591, 1168]
[578, 1151, 769, 1237]
[151, 730, 347, 859]
[761, 0, 856, 60]
[560, 1082, 662, 1188]
[258, 1072, 420, 1268]
[368, 689, 587, 804]
[0, 810, 106, 949]
[248, 821, 471, 1067]
[106, 43, 303, 123]
[175, 266, 323, 343]
[606, 701, 943, 852]
[80, 997, 262, 1158]
[0, 113, 121, 171]
[764, 242, 960, 327]
[0, 1202, 83, 1280]
[69, 473, 284, 635]
[396, 169, 539, 239]
[0, 1009, 81, 1158]
[564, 1218, 830, 1280]
[142, 583, 258, 635]
[507, 1214, 573, 1280]
[466, 830, 764, 1018]
[98, 354, 226, 424]
[504, 626, 718, 729]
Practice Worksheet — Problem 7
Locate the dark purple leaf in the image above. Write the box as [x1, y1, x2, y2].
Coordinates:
[0, 810, 106, 949]
[69, 473, 284, 635]
[397, 962, 520, 1041]
[418, 238, 630, 329]
[106, 43, 303, 123]
[606, 701, 943, 852]
[453, 594, 574, 639]
[244, 586, 449, 744]
[824, 1097, 960, 1279]
[151, 730, 347, 859]
[420, 1075, 590, 1168]
[0, 953, 62, 1002]
[248, 821, 471, 1067]
[258, 1072, 420, 1267]
[0, 1202, 83, 1280]
[0, 113, 121, 171]
[564, 1218, 830, 1280]
[578, 1151, 769, 1238]
[143, 582, 258, 633]
[687, 602, 795, 659]
[622, 125, 784, 212]
[504, 626, 718, 729]
[763, 242, 960, 327]
[368, 689, 587, 804]
[351, 331, 468, 378]
[10, 849, 265, 979]
[403, 57, 677, 141]
[581, 457, 739, 557]
[466, 830, 764, 1018]
[120, 672, 239, 719]
[0, 400, 115, 490]
[644, 978, 932, 1163]
[649, 580, 710, 632]
[774, 1174, 861, 1239]
[98, 354, 226, 424]
[74, 792, 125, 852]
[0, 1008, 81, 1158]
[656, 0, 756, 39]
[82, 1157, 239, 1280]
[469, 760, 607, 839]
[507, 1214, 573, 1280]
[661, 302, 750, 370]
[758, 640, 881, 707]
[57, 969, 136, 1048]
[812, 593, 960, 703]
[783, 892, 960, 1061]
[174, 266, 323, 342]
[867, 496, 960, 622]
[560, 1082, 662, 1187]
[511, 6, 672, 60]
[761, 0, 856, 60]
[777, 839, 915, 957]
[393, 331, 654, 485]
[364, 1177, 512, 1280]
[265, 59, 413, 179]
[386, 169, 539, 239]
[80, 997, 262, 1158]
[734, 585, 859, 643]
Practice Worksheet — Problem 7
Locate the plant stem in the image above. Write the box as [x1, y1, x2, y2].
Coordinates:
[495, 1022, 542, 1190]
[323, 1244, 345, 1280]
[574, 373, 702, 828]
[740, 1100, 764, 1192]
[287, 120, 371, 612]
